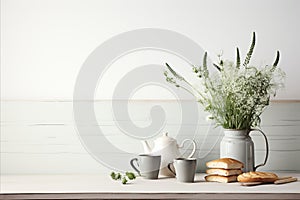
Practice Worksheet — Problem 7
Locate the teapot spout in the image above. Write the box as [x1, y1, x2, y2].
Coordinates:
[141, 140, 152, 154]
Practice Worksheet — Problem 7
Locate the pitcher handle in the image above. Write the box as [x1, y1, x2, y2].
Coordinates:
[130, 158, 141, 176]
[179, 139, 197, 158]
[250, 128, 269, 171]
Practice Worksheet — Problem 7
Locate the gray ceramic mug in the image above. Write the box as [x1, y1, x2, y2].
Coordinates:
[168, 158, 197, 182]
[130, 154, 161, 179]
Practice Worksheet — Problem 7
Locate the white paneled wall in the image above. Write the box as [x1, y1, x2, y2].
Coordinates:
[1, 0, 300, 175]
[1, 100, 299, 174]
[2, 0, 300, 100]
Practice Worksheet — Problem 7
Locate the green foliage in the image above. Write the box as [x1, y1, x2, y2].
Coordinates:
[271, 51, 280, 72]
[125, 172, 136, 180]
[110, 171, 136, 185]
[122, 177, 128, 184]
[166, 63, 184, 81]
[164, 33, 285, 130]
[213, 63, 221, 71]
[202, 52, 208, 77]
[243, 32, 256, 68]
[110, 172, 116, 179]
[115, 173, 121, 180]
[236, 48, 240, 69]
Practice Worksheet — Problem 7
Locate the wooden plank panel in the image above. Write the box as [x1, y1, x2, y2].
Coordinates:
[2, 101, 299, 124]
[1, 125, 299, 151]
[1, 101, 300, 174]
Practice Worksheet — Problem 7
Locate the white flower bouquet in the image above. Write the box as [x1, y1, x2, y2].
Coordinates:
[164, 33, 285, 130]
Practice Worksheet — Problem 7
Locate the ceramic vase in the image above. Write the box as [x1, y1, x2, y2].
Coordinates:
[220, 129, 269, 172]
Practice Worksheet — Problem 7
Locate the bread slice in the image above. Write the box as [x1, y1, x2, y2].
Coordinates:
[237, 171, 278, 183]
[205, 175, 238, 183]
[206, 168, 243, 176]
[206, 158, 244, 169]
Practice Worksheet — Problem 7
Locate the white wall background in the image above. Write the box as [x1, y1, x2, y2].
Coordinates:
[1, 0, 300, 175]
[1, 0, 300, 100]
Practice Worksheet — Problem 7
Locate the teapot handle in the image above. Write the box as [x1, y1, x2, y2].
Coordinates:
[179, 139, 197, 158]
[249, 128, 269, 171]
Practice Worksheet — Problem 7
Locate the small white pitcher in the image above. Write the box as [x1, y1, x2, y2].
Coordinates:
[220, 129, 269, 172]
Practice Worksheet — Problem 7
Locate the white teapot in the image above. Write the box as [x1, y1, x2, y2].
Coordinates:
[142, 132, 196, 177]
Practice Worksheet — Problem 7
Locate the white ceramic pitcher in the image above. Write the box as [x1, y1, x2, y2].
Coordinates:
[220, 129, 269, 172]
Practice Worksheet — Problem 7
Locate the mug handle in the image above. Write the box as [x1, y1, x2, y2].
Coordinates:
[167, 162, 176, 176]
[179, 139, 197, 158]
[249, 128, 269, 171]
[130, 158, 141, 176]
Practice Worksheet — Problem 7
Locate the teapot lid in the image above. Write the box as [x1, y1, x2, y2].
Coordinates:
[154, 132, 176, 145]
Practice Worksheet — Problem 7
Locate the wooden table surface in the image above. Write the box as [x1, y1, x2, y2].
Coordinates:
[1, 173, 300, 199]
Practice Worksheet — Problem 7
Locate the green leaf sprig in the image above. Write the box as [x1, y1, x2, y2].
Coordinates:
[110, 171, 136, 184]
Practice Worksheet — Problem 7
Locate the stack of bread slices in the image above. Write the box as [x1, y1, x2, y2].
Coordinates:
[205, 158, 244, 183]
